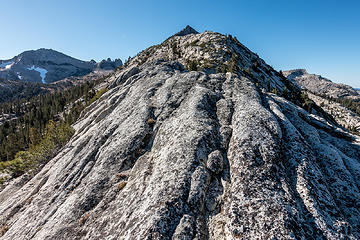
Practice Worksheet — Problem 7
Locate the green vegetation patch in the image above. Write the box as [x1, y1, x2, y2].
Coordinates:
[0, 76, 108, 185]
[89, 88, 108, 105]
[0, 121, 74, 178]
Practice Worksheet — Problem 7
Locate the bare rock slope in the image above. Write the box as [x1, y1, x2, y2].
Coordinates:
[283, 69, 360, 133]
[306, 92, 360, 132]
[0, 28, 359, 239]
[283, 69, 360, 100]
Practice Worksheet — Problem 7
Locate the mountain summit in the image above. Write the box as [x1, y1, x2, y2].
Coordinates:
[0, 28, 359, 239]
[173, 25, 199, 36]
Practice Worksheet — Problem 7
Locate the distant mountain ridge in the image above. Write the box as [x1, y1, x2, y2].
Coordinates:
[283, 69, 359, 99]
[0, 49, 122, 84]
[284, 69, 360, 132]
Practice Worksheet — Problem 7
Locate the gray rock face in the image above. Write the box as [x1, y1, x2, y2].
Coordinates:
[283, 69, 360, 133]
[283, 69, 360, 99]
[206, 150, 223, 174]
[96, 58, 123, 70]
[0, 49, 122, 84]
[0, 30, 360, 240]
[306, 92, 360, 132]
[173, 25, 199, 37]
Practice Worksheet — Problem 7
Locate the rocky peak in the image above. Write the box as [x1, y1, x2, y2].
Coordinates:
[125, 28, 290, 95]
[283, 68, 308, 78]
[96, 58, 123, 70]
[173, 25, 199, 37]
[17, 48, 70, 60]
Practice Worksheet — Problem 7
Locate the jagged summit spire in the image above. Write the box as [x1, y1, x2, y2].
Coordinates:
[173, 25, 199, 37]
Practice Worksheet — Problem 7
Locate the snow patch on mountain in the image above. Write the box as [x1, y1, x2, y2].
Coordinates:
[0, 49, 122, 84]
[0, 61, 14, 70]
[27, 65, 48, 83]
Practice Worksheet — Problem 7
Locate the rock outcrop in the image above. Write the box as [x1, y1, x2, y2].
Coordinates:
[305, 92, 360, 132]
[283, 69, 360, 100]
[283, 69, 360, 133]
[0, 27, 359, 239]
[173, 25, 199, 37]
[95, 58, 123, 71]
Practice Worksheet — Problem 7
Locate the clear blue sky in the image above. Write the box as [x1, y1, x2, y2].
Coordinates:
[1, 0, 360, 87]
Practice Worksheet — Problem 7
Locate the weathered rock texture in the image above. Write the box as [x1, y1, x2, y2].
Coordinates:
[306, 92, 360, 132]
[283, 69, 360, 133]
[283, 69, 360, 100]
[0, 28, 359, 239]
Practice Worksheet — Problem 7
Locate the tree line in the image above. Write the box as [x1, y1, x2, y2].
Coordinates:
[0, 76, 107, 163]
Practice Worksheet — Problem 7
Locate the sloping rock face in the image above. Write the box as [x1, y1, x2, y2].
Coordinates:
[1, 29, 360, 239]
[283, 69, 360, 133]
[283, 69, 360, 100]
[306, 92, 360, 132]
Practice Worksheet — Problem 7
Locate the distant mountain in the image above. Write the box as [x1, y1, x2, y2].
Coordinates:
[93, 58, 123, 71]
[283, 69, 359, 99]
[0, 49, 122, 84]
[283, 69, 360, 132]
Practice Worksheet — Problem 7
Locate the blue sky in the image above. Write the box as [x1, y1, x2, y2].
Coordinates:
[1, 0, 360, 87]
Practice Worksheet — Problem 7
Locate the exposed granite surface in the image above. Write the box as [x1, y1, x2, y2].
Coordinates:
[1, 29, 359, 240]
